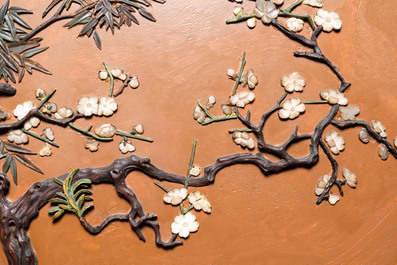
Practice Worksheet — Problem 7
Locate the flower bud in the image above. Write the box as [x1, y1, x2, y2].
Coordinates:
[98, 71, 108, 80]
[378, 144, 389, 161]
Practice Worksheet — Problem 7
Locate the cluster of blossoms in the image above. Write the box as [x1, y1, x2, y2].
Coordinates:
[324, 131, 345, 155]
[320, 89, 348, 105]
[342, 168, 357, 188]
[232, 131, 255, 149]
[227, 68, 258, 89]
[77, 96, 118, 117]
[98, 68, 140, 89]
[13, 101, 40, 130]
[229, 91, 256, 108]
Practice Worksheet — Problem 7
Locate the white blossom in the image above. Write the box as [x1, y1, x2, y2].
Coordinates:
[229, 91, 255, 108]
[35, 88, 46, 99]
[247, 69, 258, 89]
[85, 139, 99, 152]
[394, 137, 397, 148]
[303, 0, 323, 7]
[206, 96, 216, 109]
[278, 98, 306, 119]
[24, 117, 40, 130]
[129, 76, 139, 89]
[271, 0, 284, 5]
[328, 194, 340, 205]
[281, 72, 305, 92]
[7, 130, 28, 145]
[232, 132, 255, 149]
[163, 187, 188, 205]
[98, 97, 118, 117]
[286, 18, 304, 32]
[221, 104, 233, 115]
[320, 89, 348, 105]
[119, 139, 135, 154]
[39, 143, 52, 157]
[188, 191, 212, 213]
[54, 106, 73, 120]
[314, 174, 330, 196]
[358, 128, 370, 144]
[246, 17, 257, 29]
[13, 101, 35, 120]
[43, 127, 55, 141]
[254, 0, 279, 24]
[227, 68, 237, 79]
[371, 120, 387, 138]
[189, 166, 201, 177]
[324, 131, 345, 155]
[171, 212, 199, 238]
[378, 144, 389, 161]
[314, 9, 342, 32]
[94, 124, 116, 138]
[193, 106, 206, 123]
[98, 71, 108, 80]
[342, 168, 357, 188]
[119, 73, 127, 81]
[111, 68, 122, 78]
[76, 96, 99, 117]
[339, 106, 360, 121]
[133, 124, 144, 134]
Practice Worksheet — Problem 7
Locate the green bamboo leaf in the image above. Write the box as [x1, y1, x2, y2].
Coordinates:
[23, 47, 49, 58]
[48, 206, 62, 213]
[2, 154, 11, 173]
[49, 198, 68, 204]
[77, 194, 85, 209]
[53, 177, 63, 186]
[84, 196, 93, 201]
[81, 204, 93, 216]
[52, 209, 65, 220]
[56, 192, 68, 200]
[59, 204, 75, 212]
[0, 0, 9, 24]
[71, 178, 91, 193]
[4, 142, 36, 155]
[10, 156, 17, 185]
[9, 12, 31, 29]
[74, 189, 92, 201]
[13, 154, 44, 174]
[64, 11, 91, 28]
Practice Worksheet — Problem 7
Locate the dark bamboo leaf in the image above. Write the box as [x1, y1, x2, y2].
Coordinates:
[0, 140, 3, 153]
[23, 47, 49, 58]
[24, 57, 51, 75]
[10, 156, 16, 185]
[0, 39, 7, 52]
[138, 8, 155, 22]
[8, 41, 40, 54]
[0, 31, 14, 42]
[93, 30, 101, 50]
[49, 198, 68, 204]
[4, 142, 36, 155]
[4, 15, 17, 41]
[81, 204, 93, 215]
[9, 12, 32, 30]
[0, 51, 18, 71]
[13, 154, 44, 174]
[17, 65, 24, 82]
[79, 17, 98, 36]
[64, 11, 91, 28]
[42, 0, 62, 18]
[8, 7, 33, 15]
[53, 177, 64, 186]
[0, 0, 9, 24]
[2, 154, 11, 173]
[52, 209, 65, 220]
[48, 206, 62, 213]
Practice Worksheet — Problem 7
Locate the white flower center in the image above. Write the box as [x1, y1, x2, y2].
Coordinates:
[183, 222, 189, 228]
[87, 103, 92, 108]
[326, 17, 331, 23]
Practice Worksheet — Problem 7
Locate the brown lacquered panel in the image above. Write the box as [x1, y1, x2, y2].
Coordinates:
[0, 0, 396, 264]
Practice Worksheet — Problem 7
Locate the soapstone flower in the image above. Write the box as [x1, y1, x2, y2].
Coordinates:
[163, 187, 188, 205]
[358, 128, 370, 144]
[328, 194, 340, 205]
[98, 97, 118, 117]
[246, 17, 257, 29]
[189, 166, 201, 177]
[229, 91, 255, 108]
[13, 101, 35, 120]
[39, 143, 52, 157]
[98, 71, 108, 80]
[193, 106, 206, 123]
[324, 131, 345, 155]
[378, 144, 389, 161]
[320, 89, 348, 105]
[24, 117, 40, 130]
[119, 139, 135, 154]
[206, 96, 216, 109]
[43, 127, 55, 141]
[77, 96, 99, 117]
[281, 72, 305, 92]
[254, 0, 279, 24]
[133, 124, 144, 134]
[314, 174, 330, 196]
[272, 0, 284, 5]
[221, 104, 233, 115]
[371, 120, 387, 138]
[342, 168, 357, 188]
[232, 132, 255, 149]
[247, 69, 258, 89]
[111, 68, 122, 78]
[286, 18, 304, 32]
[339, 106, 360, 121]
[171, 212, 199, 238]
[278, 98, 306, 119]
[85, 139, 99, 152]
[7, 130, 29, 145]
[54, 106, 73, 120]
[314, 9, 342, 32]
[188, 191, 212, 213]
[94, 124, 116, 138]
[303, 0, 323, 7]
[129, 76, 139, 89]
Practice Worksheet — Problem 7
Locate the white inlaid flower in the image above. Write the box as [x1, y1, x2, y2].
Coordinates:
[232, 132, 255, 149]
[98, 71, 108, 80]
[133, 124, 144, 134]
[206, 96, 216, 109]
[163, 187, 188, 205]
[85, 139, 99, 152]
[188, 191, 212, 213]
[281, 72, 305, 92]
[328, 194, 340, 205]
[7, 130, 28, 145]
[119, 139, 135, 154]
[247, 69, 258, 89]
[98, 97, 118, 117]
[278, 98, 306, 119]
[227, 68, 237, 79]
[229, 91, 255, 108]
[111, 68, 122, 78]
[171, 212, 199, 238]
[320, 89, 348, 105]
[303, 0, 323, 8]
[76, 96, 99, 117]
[129, 76, 139, 89]
[94, 124, 116, 138]
[43, 127, 55, 141]
[371, 120, 387, 138]
[221, 104, 233, 115]
[314, 9, 342, 32]
[286, 18, 304, 32]
[378, 144, 389, 161]
[13, 101, 35, 120]
[271, 0, 284, 5]
[193, 106, 206, 123]
[339, 106, 360, 121]
[24, 117, 40, 130]
[190, 166, 201, 177]
[314, 174, 330, 196]
[342, 168, 357, 188]
[246, 17, 257, 29]
[54, 106, 73, 120]
[324, 131, 345, 155]
[39, 143, 52, 157]
[358, 128, 370, 144]
[254, 0, 279, 24]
